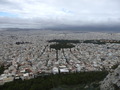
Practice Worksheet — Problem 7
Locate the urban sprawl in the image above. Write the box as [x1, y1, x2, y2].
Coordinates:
[0, 30, 120, 85]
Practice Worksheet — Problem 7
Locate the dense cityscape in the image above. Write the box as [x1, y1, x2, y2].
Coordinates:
[0, 30, 120, 88]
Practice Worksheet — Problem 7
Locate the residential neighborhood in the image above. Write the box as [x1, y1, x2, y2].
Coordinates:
[0, 30, 120, 85]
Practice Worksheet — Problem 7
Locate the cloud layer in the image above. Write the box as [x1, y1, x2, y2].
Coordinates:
[0, 0, 120, 29]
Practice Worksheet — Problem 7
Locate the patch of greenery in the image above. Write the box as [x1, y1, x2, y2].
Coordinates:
[82, 40, 120, 44]
[48, 39, 120, 45]
[83, 40, 105, 44]
[111, 64, 119, 70]
[0, 65, 5, 75]
[49, 39, 78, 50]
[48, 40, 80, 44]
[52, 84, 100, 90]
[0, 71, 108, 90]
[50, 43, 75, 50]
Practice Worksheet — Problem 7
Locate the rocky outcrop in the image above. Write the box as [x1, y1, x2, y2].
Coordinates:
[100, 65, 120, 90]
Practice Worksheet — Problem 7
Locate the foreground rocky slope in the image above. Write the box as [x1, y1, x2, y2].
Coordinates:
[100, 65, 120, 90]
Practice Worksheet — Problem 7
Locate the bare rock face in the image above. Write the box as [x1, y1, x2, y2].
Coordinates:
[100, 65, 120, 90]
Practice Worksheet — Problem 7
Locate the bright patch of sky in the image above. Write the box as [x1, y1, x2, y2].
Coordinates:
[0, 12, 18, 17]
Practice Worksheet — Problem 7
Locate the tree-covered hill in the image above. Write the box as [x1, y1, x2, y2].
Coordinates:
[0, 71, 108, 90]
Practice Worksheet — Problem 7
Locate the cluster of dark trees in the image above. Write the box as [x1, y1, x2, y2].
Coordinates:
[48, 39, 80, 44]
[48, 39, 120, 46]
[49, 39, 79, 50]
[82, 40, 106, 44]
[50, 43, 75, 50]
[15, 42, 32, 45]
[0, 65, 4, 75]
[49, 39, 112, 50]
[82, 40, 120, 44]
[111, 63, 120, 70]
[0, 71, 108, 90]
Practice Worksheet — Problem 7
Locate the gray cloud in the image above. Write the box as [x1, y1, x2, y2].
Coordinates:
[0, 0, 10, 4]
[0, 0, 120, 30]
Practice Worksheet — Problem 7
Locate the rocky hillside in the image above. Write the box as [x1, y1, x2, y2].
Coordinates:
[100, 65, 120, 90]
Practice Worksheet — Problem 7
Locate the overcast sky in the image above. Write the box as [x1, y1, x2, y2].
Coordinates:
[0, 0, 120, 30]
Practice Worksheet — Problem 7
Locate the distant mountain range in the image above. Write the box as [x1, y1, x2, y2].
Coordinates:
[0, 25, 120, 33]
